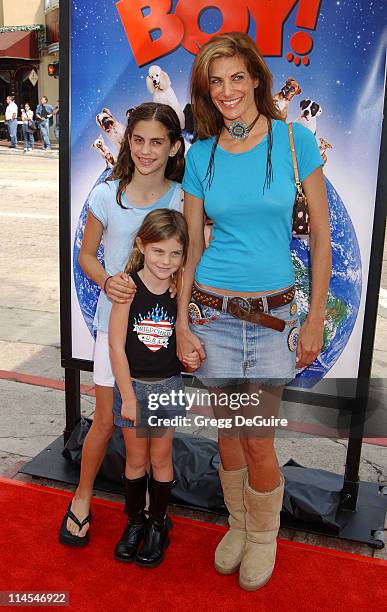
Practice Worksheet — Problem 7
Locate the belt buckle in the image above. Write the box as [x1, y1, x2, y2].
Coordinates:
[229, 296, 251, 317]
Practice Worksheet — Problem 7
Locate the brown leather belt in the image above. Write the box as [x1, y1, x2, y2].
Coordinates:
[191, 284, 296, 332]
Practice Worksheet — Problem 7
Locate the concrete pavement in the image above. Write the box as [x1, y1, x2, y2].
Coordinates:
[0, 150, 386, 560]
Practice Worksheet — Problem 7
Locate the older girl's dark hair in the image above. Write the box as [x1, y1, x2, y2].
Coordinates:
[190, 32, 282, 190]
[108, 102, 185, 209]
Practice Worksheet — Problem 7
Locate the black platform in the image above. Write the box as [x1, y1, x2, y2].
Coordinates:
[21, 434, 387, 548]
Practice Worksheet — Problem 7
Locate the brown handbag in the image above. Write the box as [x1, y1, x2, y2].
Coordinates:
[288, 122, 309, 236]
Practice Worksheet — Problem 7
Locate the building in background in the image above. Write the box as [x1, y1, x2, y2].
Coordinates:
[0, 0, 59, 134]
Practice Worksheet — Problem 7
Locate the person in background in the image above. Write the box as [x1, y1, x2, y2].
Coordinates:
[53, 100, 59, 142]
[36, 96, 53, 150]
[21, 103, 35, 152]
[5, 95, 18, 148]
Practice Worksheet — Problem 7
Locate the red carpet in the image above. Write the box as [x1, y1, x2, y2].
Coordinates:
[0, 477, 386, 612]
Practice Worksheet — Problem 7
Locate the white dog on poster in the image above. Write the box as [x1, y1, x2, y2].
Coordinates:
[146, 65, 185, 130]
[297, 99, 322, 136]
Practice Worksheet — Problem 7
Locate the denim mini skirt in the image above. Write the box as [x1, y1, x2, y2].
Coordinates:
[113, 374, 186, 429]
[188, 284, 300, 388]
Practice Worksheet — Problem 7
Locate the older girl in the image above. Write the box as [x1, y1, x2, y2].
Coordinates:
[60, 103, 185, 546]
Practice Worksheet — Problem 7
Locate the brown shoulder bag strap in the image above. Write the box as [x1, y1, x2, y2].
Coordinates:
[288, 123, 303, 195]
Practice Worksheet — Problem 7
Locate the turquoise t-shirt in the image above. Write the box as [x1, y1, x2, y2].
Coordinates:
[88, 179, 182, 332]
[182, 120, 323, 292]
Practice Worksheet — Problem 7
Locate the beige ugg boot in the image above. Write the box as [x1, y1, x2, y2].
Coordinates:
[239, 473, 285, 591]
[214, 465, 248, 575]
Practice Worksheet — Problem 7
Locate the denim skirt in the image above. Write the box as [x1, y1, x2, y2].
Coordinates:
[188, 285, 300, 388]
[113, 374, 186, 428]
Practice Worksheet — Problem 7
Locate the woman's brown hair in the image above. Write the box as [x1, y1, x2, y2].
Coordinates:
[108, 102, 185, 209]
[125, 209, 189, 286]
[190, 32, 282, 190]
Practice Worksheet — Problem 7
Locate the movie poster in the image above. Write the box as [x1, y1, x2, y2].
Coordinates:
[69, 0, 386, 388]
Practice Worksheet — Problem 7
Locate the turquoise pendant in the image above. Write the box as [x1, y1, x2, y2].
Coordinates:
[228, 120, 250, 140]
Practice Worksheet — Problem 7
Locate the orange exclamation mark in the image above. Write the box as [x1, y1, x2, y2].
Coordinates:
[286, 0, 322, 66]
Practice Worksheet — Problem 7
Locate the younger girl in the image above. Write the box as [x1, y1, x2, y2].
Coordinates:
[109, 209, 199, 567]
[60, 102, 186, 546]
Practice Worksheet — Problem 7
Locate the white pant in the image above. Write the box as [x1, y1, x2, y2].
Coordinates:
[93, 331, 115, 387]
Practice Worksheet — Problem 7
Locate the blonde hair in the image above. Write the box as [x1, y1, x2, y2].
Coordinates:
[125, 209, 188, 288]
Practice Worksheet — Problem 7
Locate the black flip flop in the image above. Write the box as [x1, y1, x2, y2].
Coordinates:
[59, 502, 92, 547]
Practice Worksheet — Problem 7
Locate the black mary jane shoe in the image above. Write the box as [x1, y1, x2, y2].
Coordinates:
[135, 517, 170, 568]
[115, 512, 146, 563]
[59, 502, 91, 547]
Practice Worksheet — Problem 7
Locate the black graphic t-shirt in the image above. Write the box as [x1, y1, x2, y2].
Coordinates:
[125, 270, 183, 379]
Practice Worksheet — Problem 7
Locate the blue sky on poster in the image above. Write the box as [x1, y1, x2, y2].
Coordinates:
[70, 0, 386, 197]
[69, 0, 386, 374]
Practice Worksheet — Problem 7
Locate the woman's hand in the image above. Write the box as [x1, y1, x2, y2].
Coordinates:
[177, 325, 206, 364]
[296, 318, 324, 369]
[105, 273, 136, 304]
[120, 395, 138, 424]
[182, 350, 201, 373]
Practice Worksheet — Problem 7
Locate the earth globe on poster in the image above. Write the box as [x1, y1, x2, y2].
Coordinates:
[73, 171, 362, 387]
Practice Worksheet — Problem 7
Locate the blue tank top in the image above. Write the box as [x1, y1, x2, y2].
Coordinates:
[182, 120, 323, 292]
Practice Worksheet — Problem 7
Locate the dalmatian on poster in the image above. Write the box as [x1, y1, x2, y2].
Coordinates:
[70, 0, 386, 387]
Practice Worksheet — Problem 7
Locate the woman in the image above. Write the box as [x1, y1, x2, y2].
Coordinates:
[177, 33, 331, 591]
[21, 103, 34, 151]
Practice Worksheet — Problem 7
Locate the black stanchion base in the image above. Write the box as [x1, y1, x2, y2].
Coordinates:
[281, 480, 387, 549]
[21, 435, 124, 495]
[20, 434, 387, 548]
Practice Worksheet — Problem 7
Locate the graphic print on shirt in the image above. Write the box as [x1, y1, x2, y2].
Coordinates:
[133, 305, 175, 353]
